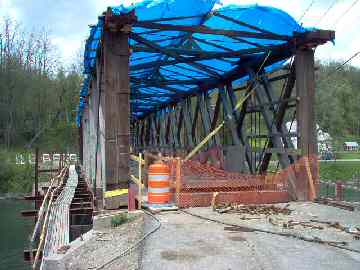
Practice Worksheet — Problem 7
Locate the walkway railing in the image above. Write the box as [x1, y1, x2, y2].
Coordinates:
[31, 166, 68, 269]
[30, 164, 82, 269]
[42, 165, 78, 261]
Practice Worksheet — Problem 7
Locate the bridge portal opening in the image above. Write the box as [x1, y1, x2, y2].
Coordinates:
[77, 1, 335, 209]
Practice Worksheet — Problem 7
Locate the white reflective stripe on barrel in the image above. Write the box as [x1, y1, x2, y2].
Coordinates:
[148, 174, 169, 181]
[148, 187, 170, 193]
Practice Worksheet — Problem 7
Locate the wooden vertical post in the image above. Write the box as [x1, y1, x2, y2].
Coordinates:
[175, 157, 181, 206]
[304, 157, 316, 200]
[102, 13, 133, 193]
[34, 148, 39, 211]
[138, 152, 142, 209]
[79, 122, 83, 164]
[95, 54, 105, 210]
[296, 48, 318, 200]
[59, 153, 63, 171]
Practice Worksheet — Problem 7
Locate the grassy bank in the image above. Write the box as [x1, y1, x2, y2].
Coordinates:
[334, 151, 360, 159]
[0, 149, 34, 193]
[319, 161, 360, 181]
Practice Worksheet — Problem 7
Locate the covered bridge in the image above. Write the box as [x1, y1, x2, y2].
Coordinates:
[76, 0, 334, 208]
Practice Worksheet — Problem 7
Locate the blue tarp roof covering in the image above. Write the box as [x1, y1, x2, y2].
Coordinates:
[76, 0, 322, 126]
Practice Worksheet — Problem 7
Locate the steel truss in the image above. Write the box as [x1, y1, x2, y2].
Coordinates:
[132, 68, 298, 174]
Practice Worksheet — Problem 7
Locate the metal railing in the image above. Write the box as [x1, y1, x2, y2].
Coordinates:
[42, 165, 78, 261]
[31, 166, 68, 269]
[320, 180, 360, 202]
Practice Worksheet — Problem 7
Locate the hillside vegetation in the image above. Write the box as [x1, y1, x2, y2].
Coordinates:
[316, 61, 360, 144]
[0, 18, 81, 152]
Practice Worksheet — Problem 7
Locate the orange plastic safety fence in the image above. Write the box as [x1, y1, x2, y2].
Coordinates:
[163, 154, 318, 208]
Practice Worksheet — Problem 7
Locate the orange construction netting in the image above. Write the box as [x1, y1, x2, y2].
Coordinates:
[164, 154, 318, 208]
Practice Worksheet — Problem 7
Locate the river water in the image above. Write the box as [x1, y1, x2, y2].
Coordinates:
[0, 199, 33, 270]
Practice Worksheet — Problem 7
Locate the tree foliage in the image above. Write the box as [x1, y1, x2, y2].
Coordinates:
[0, 18, 82, 151]
[315, 61, 360, 141]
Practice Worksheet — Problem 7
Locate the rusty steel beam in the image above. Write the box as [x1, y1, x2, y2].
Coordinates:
[70, 202, 93, 208]
[24, 195, 44, 201]
[21, 209, 38, 217]
[226, 83, 253, 173]
[24, 249, 40, 262]
[72, 197, 92, 203]
[259, 68, 296, 173]
[38, 169, 61, 173]
[200, 93, 220, 146]
[184, 100, 195, 148]
[210, 93, 221, 132]
[70, 207, 93, 215]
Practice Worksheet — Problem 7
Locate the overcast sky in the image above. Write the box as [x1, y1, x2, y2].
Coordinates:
[0, 0, 359, 67]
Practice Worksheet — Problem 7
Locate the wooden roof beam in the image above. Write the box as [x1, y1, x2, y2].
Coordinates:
[129, 32, 221, 78]
[134, 21, 291, 41]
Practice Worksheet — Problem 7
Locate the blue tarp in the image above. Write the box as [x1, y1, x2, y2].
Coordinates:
[77, 0, 309, 126]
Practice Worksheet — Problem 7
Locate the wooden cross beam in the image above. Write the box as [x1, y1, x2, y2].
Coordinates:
[134, 21, 291, 40]
[129, 32, 221, 78]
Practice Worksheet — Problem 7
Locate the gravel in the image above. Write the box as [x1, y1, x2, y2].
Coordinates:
[63, 212, 145, 270]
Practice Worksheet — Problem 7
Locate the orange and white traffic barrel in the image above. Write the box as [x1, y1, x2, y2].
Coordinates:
[148, 162, 170, 204]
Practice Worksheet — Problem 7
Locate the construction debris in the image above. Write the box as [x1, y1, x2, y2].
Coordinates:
[268, 217, 360, 238]
[310, 219, 345, 230]
[215, 203, 360, 239]
[283, 220, 324, 230]
[268, 218, 323, 230]
[214, 204, 292, 216]
[315, 198, 355, 211]
[310, 219, 360, 237]
[223, 226, 256, 232]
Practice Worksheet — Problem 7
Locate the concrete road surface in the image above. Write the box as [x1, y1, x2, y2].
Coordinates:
[140, 203, 360, 270]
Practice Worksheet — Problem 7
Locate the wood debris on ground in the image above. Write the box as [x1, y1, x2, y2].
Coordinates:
[269, 217, 360, 236]
[213, 203, 360, 238]
[314, 198, 355, 211]
[281, 220, 324, 230]
[214, 203, 292, 216]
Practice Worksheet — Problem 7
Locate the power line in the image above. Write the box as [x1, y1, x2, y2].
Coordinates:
[298, 0, 316, 22]
[316, 0, 338, 26]
[335, 51, 360, 71]
[320, 51, 360, 81]
[332, 0, 360, 27]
